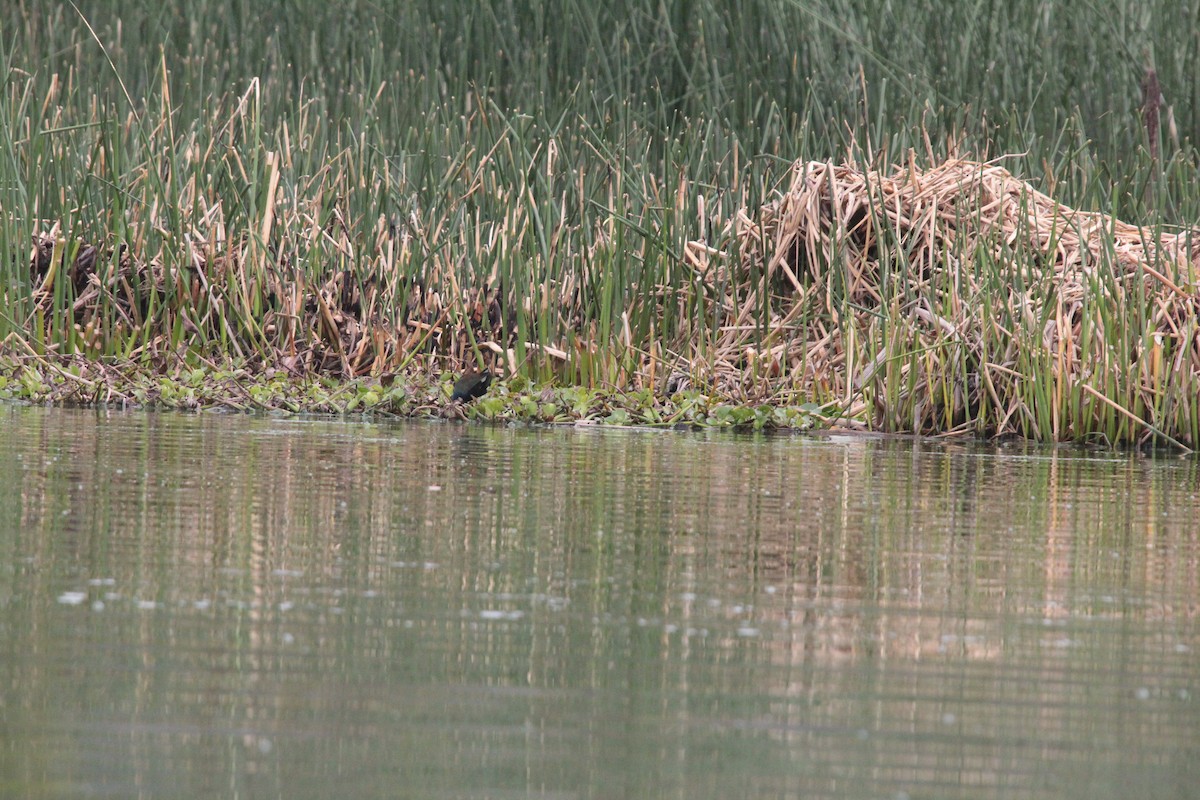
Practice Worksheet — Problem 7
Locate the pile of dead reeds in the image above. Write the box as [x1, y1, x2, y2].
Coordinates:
[688, 157, 1200, 446]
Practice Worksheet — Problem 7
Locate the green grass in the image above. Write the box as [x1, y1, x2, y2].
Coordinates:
[2, 0, 1199, 444]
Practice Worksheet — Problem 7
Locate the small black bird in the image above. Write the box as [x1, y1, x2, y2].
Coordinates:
[450, 368, 492, 404]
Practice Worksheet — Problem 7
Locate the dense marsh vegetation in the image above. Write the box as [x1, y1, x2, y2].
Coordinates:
[2, 0, 1199, 444]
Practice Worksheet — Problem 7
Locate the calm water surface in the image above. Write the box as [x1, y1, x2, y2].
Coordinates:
[0, 406, 1197, 799]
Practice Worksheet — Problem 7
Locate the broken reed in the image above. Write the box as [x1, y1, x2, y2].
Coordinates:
[4, 0, 1200, 445]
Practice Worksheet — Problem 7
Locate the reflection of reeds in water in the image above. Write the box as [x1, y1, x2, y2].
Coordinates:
[7, 409, 1198, 797]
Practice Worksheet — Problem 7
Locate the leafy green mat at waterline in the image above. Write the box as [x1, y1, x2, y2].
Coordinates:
[0, 355, 833, 431]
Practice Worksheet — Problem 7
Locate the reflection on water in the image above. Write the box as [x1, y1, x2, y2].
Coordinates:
[0, 406, 1197, 799]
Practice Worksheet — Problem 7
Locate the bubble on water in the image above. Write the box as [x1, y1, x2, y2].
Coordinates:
[1135, 687, 1152, 700]
[57, 592, 87, 605]
[480, 609, 523, 621]
[91, 600, 105, 612]
[736, 626, 760, 638]
[941, 712, 957, 725]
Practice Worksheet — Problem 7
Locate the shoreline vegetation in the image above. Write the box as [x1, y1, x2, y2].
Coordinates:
[3, 1, 1200, 448]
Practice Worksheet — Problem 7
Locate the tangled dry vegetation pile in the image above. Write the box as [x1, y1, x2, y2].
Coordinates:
[688, 156, 1200, 445]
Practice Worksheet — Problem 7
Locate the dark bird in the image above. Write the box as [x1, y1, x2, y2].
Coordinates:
[450, 368, 492, 404]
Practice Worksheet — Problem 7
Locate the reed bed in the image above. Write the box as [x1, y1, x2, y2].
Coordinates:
[4, 0, 1200, 445]
[13, 139, 1200, 446]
